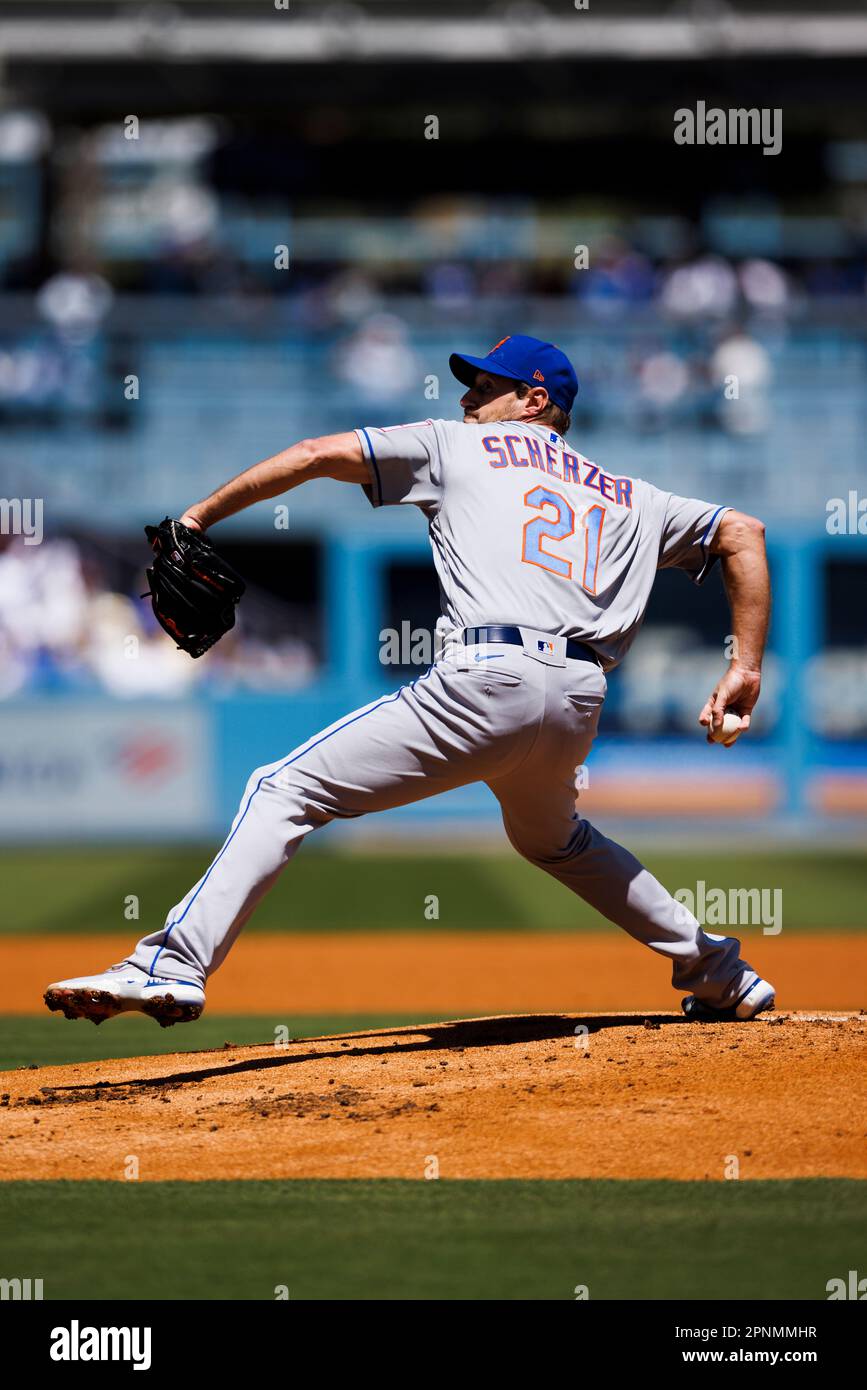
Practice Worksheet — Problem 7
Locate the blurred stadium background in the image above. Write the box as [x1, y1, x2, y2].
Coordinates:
[1, 0, 867, 855]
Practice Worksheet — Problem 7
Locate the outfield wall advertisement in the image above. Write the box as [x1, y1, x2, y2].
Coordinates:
[0, 703, 213, 838]
[1, 696, 865, 841]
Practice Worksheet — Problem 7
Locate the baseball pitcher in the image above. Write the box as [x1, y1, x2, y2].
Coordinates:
[45, 334, 774, 1027]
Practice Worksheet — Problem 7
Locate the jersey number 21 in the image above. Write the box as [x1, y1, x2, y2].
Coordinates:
[521, 486, 606, 595]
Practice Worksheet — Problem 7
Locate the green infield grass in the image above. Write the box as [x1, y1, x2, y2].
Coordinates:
[0, 1178, 862, 1300]
[0, 1014, 431, 1073]
[1, 846, 863, 935]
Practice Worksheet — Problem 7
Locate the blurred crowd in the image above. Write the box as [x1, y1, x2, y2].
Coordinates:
[2, 108, 866, 431]
[0, 534, 318, 700]
[2, 236, 851, 319]
[0, 256, 781, 437]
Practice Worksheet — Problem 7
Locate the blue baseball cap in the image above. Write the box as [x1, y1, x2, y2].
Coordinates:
[449, 334, 578, 414]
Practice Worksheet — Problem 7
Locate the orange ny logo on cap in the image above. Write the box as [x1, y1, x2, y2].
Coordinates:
[489, 336, 511, 352]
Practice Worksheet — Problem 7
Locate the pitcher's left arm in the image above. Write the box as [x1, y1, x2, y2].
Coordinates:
[180, 432, 368, 532]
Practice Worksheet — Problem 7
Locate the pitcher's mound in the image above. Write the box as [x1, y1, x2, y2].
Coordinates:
[2, 1012, 865, 1180]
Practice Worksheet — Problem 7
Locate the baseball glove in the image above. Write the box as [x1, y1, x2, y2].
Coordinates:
[143, 517, 246, 658]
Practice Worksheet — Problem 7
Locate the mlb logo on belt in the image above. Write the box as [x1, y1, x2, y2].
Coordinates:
[537, 639, 555, 655]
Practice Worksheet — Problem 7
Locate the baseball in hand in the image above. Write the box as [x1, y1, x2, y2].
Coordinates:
[708, 712, 744, 747]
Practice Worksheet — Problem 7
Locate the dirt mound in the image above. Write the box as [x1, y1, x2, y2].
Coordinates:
[1, 1012, 865, 1180]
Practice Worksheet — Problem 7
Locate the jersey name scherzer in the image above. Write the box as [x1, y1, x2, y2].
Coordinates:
[356, 418, 729, 672]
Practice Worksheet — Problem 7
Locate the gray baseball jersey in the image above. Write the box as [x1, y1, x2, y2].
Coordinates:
[357, 418, 728, 670]
[124, 416, 765, 1017]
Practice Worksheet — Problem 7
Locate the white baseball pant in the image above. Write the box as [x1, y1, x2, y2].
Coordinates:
[127, 631, 760, 1008]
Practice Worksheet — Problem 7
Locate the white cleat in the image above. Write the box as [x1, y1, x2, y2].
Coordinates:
[682, 976, 776, 1022]
[44, 964, 205, 1028]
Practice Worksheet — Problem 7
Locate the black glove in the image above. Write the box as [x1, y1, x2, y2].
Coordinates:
[143, 517, 245, 658]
